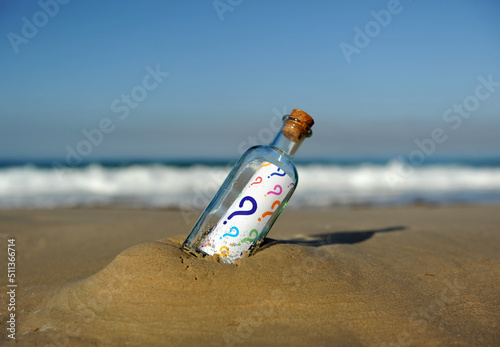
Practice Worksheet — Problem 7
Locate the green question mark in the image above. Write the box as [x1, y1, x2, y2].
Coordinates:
[238, 229, 259, 246]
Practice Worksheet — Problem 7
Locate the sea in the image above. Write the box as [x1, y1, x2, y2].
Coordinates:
[1, 156, 499, 209]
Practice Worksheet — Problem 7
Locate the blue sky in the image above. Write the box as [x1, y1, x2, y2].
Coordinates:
[1, 0, 499, 161]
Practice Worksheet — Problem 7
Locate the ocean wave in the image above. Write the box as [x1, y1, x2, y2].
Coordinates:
[0, 163, 499, 209]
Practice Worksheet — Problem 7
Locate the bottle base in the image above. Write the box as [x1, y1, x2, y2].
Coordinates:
[180, 243, 209, 259]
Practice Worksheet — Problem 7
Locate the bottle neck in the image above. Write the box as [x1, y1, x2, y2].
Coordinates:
[270, 124, 305, 157]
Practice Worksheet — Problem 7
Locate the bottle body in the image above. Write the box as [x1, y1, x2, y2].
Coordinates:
[181, 109, 314, 264]
[181, 145, 298, 264]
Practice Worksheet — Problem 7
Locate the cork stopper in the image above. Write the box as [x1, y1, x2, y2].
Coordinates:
[282, 109, 314, 142]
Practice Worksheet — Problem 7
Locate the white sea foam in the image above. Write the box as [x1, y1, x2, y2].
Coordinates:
[0, 163, 499, 209]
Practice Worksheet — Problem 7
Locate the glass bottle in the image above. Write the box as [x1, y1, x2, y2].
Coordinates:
[181, 109, 314, 264]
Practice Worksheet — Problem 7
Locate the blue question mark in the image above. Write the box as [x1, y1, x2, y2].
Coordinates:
[220, 226, 239, 239]
[268, 168, 286, 178]
[223, 196, 258, 225]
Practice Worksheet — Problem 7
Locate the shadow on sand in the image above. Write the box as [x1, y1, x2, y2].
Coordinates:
[261, 226, 406, 249]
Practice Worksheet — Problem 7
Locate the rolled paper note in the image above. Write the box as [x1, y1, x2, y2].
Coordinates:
[199, 162, 293, 263]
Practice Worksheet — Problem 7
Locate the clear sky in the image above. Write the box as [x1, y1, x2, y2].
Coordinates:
[1, 0, 499, 161]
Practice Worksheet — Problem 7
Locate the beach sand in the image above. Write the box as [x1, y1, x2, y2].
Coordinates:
[1, 206, 499, 346]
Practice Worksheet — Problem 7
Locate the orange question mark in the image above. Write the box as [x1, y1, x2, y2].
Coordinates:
[258, 200, 280, 221]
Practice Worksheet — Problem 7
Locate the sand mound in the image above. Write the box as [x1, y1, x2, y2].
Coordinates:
[21, 237, 363, 345]
[19, 230, 499, 346]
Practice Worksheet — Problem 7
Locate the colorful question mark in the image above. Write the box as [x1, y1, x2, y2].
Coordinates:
[223, 196, 258, 224]
[258, 200, 280, 221]
[268, 168, 286, 178]
[219, 246, 229, 257]
[258, 162, 271, 169]
[288, 182, 295, 188]
[238, 229, 259, 246]
[250, 176, 262, 187]
[220, 226, 239, 239]
[264, 184, 282, 197]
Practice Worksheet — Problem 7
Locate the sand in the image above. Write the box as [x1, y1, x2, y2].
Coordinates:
[0, 206, 499, 346]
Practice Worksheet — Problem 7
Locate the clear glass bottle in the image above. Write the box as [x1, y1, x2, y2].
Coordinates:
[181, 109, 314, 264]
